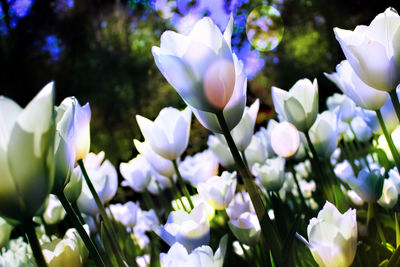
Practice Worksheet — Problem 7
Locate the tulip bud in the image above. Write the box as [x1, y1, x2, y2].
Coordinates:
[252, 157, 286, 191]
[270, 121, 300, 158]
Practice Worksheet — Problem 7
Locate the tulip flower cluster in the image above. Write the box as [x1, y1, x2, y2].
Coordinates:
[2, 6, 400, 267]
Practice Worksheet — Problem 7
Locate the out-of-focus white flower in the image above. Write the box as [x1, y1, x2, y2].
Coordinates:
[120, 155, 152, 193]
[326, 93, 356, 122]
[226, 191, 260, 246]
[0, 237, 35, 266]
[244, 129, 269, 167]
[377, 178, 398, 208]
[207, 135, 234, 168]
[42, 228, 88, 267]
[134, 209, 159, 248]
[0, 82, 55, 222]
[134, 139, 175, 177]
[108, 201, 140, 229]
[270, 121, 300, 158]
[154, 204, 210, 252]
[197, 171, 237, 210]
[302, 201, 357, 267]
[160, 240, 225, 267]
[57, 97, 91, 161]
[334, 8, 400, 92]
[272, 78, 318, 132]
[346, 190, 364, 206]
[152, 15, 247, 134]
[346, 166, 384, 203]
[64, 166, 83, 203]
[77, 152, 118, 216]
[350, 116, 372, 142]
[252, 157, 286, 191]
[172, 194, 215, 221]
[309, 110, 340, 158]
[294, 160, 312, 179]
[136, 254, 150, 267]
[180, 149, 219, 187]
[325, 60, 389, 110]
[0, 217, 12, 249]
[232, 241, 250, 258]
[136, 107, 191, 160]
[43, 194, 66, 225]
[334, 160, 356, 183]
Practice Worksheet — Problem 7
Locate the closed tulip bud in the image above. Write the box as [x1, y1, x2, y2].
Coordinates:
[309, 110, 340, 158]
[137, 107, 191, 160]
[244, 129, 270, 167]
[197, 171, 237, 210]
[377, 178, 398, 209]
[63, 166, 83, 203]
[270, 121, 300, 158]
[252, 157, 286, 191]
[334, 8, 400, 92]
[58, 97, 91, 161]
[152, 15, 247, 134]
[272, 78, 318, 132]
[325, 60, 389, 110]
[302, 201, 357, 267]
[350, 116, 372, 142]
[154, 203, 210, 252]
[0, 82, 55, 222]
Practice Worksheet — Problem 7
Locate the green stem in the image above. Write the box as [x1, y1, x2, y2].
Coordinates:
[71, 201, 85, 225]
[172, 160, 194, 209]
[396, 212, 400, 248]
[22, 219, 48, 267]
[241, 151, 249, 169]
[77, 159, 126, 267]
[168, 177, 188, 212]
[288, 163, 308, 214]
[215, 111, 281, 265]
[389, 89, 400, 122]
[376, 110, 400, 171]
[56, 192, 106, 267]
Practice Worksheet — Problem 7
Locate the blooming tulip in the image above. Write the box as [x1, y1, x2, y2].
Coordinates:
[302, 201, 357, 267]
[152, 15, 247, 133]
[197, 171, 237, 210]
[160, 240, 225, 267]
[325, 60, 389, 110]
[63, 166, 83, 203]
[0, 82, 55, 222]
[377, 178, 398, 208]
[0, 237, 36, 266]
[270, 121, 300, 158]
[108, 201, 140, 229]
[120, 155, 152, 193]
[272, 78, 319, 132]
[334, 8, 400, 92]
[136, 107, 191, 160]
[154, 203, 210, 252]
[346, 166, 384, 203]
[179, 149, 219, 187]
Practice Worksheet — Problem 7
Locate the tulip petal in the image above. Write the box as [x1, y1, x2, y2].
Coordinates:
[283, 97, 307, 132]
[160, 30, 190, 57]
[189, 17, 224, 54]
[0, 97, 22, 150]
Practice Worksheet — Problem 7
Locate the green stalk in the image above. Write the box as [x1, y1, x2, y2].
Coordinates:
[77, 159, 126, 267]
[172, 160, 194, 209]
[389, 90, 400, 122]
[396, 212, 400, 248]
[168, 176, 188, 212]
[241, 151, 249, 169]
[56, 192, 106, 267]
[376, 110, 400, 171]
[71, 201, 85, 225]
[22, 219, 48, 267]
[288, 163, 308, 215]
[215, 111, 281, 265]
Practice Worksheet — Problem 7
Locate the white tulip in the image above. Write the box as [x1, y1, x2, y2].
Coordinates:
[120, 155, 152, 193]
[108, 201, 140, 228]
[137, 107, 191, 160]
[207, 134, 234, 167]
[270, 121, 300, 158]
[252, 157, 286, 191]
[325, 60, 389, 110]
[197, 171, 237, 210]
[272, 78, 318, 132]
[377, 178, 398, 208]
[302, 201, 357, 267]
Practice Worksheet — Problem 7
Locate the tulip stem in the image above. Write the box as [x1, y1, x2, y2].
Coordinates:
[22, 219, 48, 267]
[71, 201, 85, 225]
[376, 110, 400, 171]
[241, 151, 249, 169]
[172, 160, 194, 210]
[288, 163, 308, 215]
[389, 90, 400, 122]
[77, 159, 126, 267]
[215, 111, 282, 265]
[56, 192, 107, 267]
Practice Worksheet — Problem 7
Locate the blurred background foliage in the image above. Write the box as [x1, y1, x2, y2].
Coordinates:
[0, 0, 397, 167]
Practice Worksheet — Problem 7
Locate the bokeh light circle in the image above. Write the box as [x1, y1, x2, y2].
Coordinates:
[246, 5, 284, 52]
